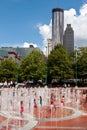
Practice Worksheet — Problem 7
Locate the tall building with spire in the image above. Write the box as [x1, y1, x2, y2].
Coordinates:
[52, 8, 64, 49]
[63, 24, 74, 54]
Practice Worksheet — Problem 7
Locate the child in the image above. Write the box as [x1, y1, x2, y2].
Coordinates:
[53, 99, 57, 111]
[61, 96, 65, 106]
[20, 101, 24, 116]
[34, 99, 37, 108]
[40, 96, 42, 106]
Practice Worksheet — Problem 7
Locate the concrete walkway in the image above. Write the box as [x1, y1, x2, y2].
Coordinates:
[0, 110, 38, 130]
[0, 105, 87, 130]
[33, 105, 87, 130]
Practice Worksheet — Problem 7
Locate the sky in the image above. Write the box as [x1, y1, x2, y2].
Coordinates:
[0, 0, 87, 53]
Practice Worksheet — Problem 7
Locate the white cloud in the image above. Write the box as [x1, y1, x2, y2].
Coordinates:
[37, 21, 52, 54]
[38, 4, 87, 49]
[38, 21, 52, 45]
[64, 4, 87, 47]
[3, 42, 38, 48]
[23, 42, 37, 48]
[80, 4, 87, 16]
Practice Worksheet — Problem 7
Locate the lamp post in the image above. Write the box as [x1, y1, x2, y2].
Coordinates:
[45, 46, 48, 86]
[75, 49, 77, 87]
[15, 56, 18, 84]
[16, 64, 18, 83]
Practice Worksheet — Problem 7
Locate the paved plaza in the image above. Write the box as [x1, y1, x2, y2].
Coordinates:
[0, 87, 87, 130]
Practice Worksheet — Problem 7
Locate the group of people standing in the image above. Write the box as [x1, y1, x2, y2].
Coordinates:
[19, 87, 66, 117]
[20, 95, 43, 116]
[34, 96, 42, 108]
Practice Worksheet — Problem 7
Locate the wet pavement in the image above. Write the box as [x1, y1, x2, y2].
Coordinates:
[33, 115, 87, 130]
[32, 103, 87, 130]
[0, 106, 87, 130]
[0, 87, 87, 130]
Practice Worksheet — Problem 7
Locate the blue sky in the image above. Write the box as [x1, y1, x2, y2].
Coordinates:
[0, 0, 87, 52]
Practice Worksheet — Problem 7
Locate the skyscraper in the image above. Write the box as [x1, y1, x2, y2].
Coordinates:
[52, 8, 64, 49]
[63, 24, 74, 54]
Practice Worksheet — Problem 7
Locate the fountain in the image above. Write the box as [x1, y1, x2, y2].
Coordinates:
[0, 86, 86, 129]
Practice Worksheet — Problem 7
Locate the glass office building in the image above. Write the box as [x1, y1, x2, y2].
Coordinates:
[63, 24, 74, 54]
[52, 8, 64, 49]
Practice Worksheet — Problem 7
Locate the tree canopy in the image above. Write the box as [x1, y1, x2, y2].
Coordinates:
[1, 46, 87, 87]
[47, 44, 73, 83]
[76, 47, 87, 79]
[0, 59, 17, 82]
[20, 50, 46, 82]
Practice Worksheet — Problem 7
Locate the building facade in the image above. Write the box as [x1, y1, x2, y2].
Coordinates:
[47, 38, 52, 55]
[52, 8, 64, 49]
[63, 24, 74, 54]
[0, 47, 40, 59]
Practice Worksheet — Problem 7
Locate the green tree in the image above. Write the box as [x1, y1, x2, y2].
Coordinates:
[0, 59, 17, 82]
[20, 50, 46, 82]
[47, 44, 73, 83]
[68, 51, 75, 78]
[77, 47, 87, 79]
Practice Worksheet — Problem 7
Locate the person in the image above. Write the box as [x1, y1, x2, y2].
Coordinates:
[61, 96, 65, 106]
[20, 101, 24, 116]
[85, 94, 87, 103]
[34, 99, 37, 108]
[53, 99, 57, 111]
[40, 96, 42, 106]
[13, 90, 15, 96]
[50, 93, 55, 105]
